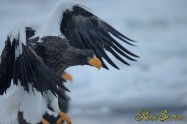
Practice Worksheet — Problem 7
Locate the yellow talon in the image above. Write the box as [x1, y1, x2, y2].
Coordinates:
[41, 118, 50, 124]
[56, 112, 71, 124]
[62, 72, 73, 81]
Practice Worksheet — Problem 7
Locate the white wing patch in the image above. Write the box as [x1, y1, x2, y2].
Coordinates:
[41, 0, 74, 37]
[9, 20, 26, 45]
[77, 4, 92, 13]
[19, 84, 44, 124]
[0, 82, 24, 124]
[8, 20, 27, 59]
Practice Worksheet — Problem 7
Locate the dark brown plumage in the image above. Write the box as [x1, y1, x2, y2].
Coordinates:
[17, 31, 96, 124]
[1, 2, 138, 124]
[0, 30, 68, 99]
[34, 36, 95, 76]
[60, 5, 139, 70]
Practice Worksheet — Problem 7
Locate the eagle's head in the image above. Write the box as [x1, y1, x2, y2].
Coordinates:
[35, 36, 102, 76]
[64, 47, 101, 69]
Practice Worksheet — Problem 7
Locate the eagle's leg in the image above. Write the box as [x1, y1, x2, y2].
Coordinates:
[41, 118, 50, 124]
[61, 72, 73, 81]
[56, 112, 71, 124]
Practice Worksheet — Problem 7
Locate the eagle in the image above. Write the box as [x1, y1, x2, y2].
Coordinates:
[0, 21, 101, 124]
[0, 1, 138, 124]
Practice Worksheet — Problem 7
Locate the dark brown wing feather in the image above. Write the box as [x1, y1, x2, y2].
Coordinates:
[0, 28, 69, 100]
[60, 5, 139, 69]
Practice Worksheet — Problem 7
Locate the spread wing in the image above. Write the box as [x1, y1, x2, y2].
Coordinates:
[0, 22, 68, 99]
[60, 5, 139, 69]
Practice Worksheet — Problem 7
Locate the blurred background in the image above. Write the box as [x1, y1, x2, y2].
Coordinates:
[0, 0, 187, 124]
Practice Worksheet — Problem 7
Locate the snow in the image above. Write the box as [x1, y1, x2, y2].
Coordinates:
[0, 0, 187, 123]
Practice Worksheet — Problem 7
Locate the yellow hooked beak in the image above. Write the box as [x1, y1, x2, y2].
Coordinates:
[88, 57, 102, 70]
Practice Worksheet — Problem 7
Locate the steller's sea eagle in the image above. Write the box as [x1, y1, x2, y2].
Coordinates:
[0, 22, 101, 124]
[0, 0, 138, 124]
[35, 2, 139, 123]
